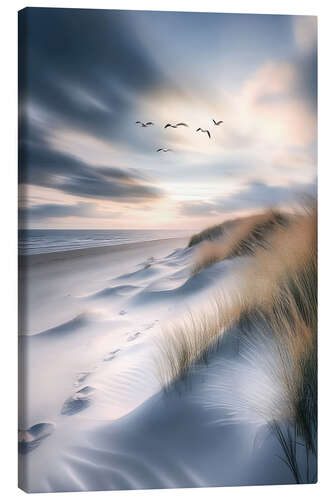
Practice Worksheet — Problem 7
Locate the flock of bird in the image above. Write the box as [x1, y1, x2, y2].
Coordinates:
[135, 119, 224, 152]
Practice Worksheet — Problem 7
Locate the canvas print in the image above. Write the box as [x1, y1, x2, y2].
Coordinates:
[18, 8, 317, 493]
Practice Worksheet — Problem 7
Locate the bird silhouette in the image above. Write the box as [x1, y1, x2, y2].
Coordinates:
[156, 148, 172, 152]
[164, 123, 189, 129]
[136, 121, 154, 127]
[213, 119, 224, 126]
[196, 128, 211, 139]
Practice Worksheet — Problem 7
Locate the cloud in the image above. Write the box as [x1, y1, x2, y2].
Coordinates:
[180, 200, 219, 217]
[237, 61, 316, 148]
[19, 142, 163, 202]
[19, 202, 110, 220]
[19, 201, 120, 221]
[180, 180, 316, 217]
[293, 16, 317, 54]
[242, 62, 296, 104]
[138, 54, 316, 158]
[19, 8, 165, 144]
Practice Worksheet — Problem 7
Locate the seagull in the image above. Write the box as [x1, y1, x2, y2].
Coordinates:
[196, 128, 211, 139]
[156, 148, 172, 152]
[213, 119, 224, 126]
[136, 121, 154, 127]
[164, 123, 189, 129]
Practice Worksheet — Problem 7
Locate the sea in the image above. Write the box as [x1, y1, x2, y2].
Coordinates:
[18, 229, 192, 255]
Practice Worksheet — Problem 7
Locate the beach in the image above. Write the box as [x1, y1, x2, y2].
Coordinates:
[19, 235, 210, 492]
[19, 237, 188, 335]
[18, 217, 316, 492]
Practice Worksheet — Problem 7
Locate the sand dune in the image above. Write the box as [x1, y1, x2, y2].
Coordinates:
[19, 212, 317, 491]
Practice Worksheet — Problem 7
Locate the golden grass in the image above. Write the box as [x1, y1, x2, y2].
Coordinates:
[156, 202, 317, 482]
[157, 203, 317, 391]
[191, 211, 288, 274]
[155, 289, 243, 388]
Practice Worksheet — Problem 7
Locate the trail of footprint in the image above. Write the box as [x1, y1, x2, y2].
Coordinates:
[73, 345, 122, 392]
[66, 318, 158, 417]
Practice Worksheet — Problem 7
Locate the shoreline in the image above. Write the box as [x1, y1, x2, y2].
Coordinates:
[19, 237, 189, 267]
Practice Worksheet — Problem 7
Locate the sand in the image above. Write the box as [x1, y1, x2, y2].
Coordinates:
[18, 236, 300, 492]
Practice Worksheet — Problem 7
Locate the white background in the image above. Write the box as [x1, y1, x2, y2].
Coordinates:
[0, 1, 332, 499]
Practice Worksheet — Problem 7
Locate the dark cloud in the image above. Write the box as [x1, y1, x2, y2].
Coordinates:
[19, 142, 163, 202]
[19, 201, 120, 220]
[19, 8, 164, 143]
[18, 8, 168, 207]
[181, 180, 316, 217]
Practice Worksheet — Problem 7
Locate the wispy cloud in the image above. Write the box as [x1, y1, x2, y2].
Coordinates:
[180, 180, 316, 217]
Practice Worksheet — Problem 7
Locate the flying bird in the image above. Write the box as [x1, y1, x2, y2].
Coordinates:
[164, 123, 189, 129]
[213, 119, 224, 126]
[156, 148, 172, 152]
[196, 128, 211, 139]
[136, 121, 154, 127]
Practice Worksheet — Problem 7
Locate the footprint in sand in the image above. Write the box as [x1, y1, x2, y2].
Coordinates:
[61, 386, 95, 416]
[18, 422, 55, 455]
[103, 349, 121, 361]
[142, 256, 155, 269]
[74, 371, 90, 387]
[127, 331, 141, 342]
[143, 321, 157, 331]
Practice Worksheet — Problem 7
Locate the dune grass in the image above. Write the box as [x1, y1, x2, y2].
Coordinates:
[156, 203, 317, 482]
[190, 211, 289, 274]
[158, 205, 316, 386]
[155, 290, 242, 389]
[188, 219, 234, 247]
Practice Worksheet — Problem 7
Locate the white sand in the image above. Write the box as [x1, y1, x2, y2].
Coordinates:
[18, 237, 297, 492]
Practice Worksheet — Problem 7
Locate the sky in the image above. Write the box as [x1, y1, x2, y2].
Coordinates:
[18, 8, 317, 230]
